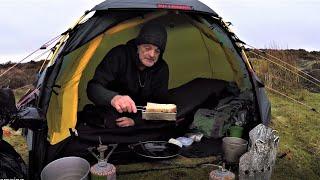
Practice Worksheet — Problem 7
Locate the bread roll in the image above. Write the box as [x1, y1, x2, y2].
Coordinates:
[145, 102, 177, 113]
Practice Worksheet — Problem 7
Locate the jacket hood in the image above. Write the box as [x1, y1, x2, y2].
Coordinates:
[126, 39, 165, 71]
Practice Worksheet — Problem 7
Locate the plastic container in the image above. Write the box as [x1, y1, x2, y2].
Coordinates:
[168, 138, 183, 147]
[176, 137, 194, 147]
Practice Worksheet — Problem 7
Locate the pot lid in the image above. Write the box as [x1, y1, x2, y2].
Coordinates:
[128, 141, 181, 159]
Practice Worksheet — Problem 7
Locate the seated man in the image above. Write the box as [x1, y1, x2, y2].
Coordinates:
[87, 22, 169, 128]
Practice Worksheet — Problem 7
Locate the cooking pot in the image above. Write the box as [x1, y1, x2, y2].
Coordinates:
[222, 137, 248, 163]
[41, 156, 90, 180]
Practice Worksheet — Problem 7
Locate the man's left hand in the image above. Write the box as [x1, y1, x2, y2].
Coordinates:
[116, 117, 135, 127]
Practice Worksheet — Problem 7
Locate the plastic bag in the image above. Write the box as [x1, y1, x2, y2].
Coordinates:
[0, 140, 27, 179]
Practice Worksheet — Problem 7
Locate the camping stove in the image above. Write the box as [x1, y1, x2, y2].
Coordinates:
[88, 141, 118, 180]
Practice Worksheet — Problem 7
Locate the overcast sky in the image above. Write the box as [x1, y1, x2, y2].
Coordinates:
[0, 0, 319, 63]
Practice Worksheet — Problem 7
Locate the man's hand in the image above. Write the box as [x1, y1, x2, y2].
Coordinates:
[111, 95, 137, 113]
[116, 117, 135, 127]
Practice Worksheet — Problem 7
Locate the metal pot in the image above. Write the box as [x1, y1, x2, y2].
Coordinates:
[222, 137, 248, 163]
[41, 156, 90, 180]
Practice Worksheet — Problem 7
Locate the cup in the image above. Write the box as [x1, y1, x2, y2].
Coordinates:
[228, 126, 244, 138]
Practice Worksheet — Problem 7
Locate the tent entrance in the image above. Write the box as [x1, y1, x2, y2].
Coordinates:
[46, 11, 252, 145]
[77, 12, 250, 110]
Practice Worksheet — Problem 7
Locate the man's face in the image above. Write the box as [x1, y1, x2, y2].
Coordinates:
[137, 44, 161, 67]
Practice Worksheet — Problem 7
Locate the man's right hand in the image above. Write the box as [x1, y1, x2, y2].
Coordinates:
[111, 95, 137, 113]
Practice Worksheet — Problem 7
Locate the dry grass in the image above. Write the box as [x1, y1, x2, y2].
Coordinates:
[0, 60, 44, 89]
[249, 49, 302, 91]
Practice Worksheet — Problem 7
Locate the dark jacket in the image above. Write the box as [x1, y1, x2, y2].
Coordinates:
[87, 39, 169, 107]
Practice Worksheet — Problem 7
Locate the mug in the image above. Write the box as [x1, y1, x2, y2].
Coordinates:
[228, 126, 244, 138]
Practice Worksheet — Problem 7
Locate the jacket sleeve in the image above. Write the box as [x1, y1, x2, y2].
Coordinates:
[150, 62, 170, 103]
[87, 47, 123, 106]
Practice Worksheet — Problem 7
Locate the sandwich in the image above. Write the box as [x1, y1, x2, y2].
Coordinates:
[145, 102, 177, 113]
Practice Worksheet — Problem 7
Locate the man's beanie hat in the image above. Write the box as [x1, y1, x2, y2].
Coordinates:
[136, 22, 167, 52]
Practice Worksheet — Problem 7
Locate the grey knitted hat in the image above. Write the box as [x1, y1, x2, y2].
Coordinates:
[136, 22, 167, 52]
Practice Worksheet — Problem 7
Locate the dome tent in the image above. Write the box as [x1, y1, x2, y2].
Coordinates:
[22, 0, 271, 178]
